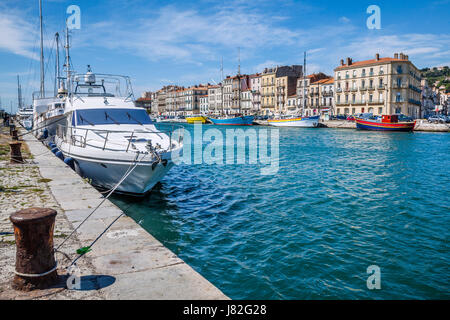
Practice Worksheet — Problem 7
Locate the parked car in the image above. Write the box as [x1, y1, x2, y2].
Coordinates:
[396, 114, 414, 122]
[428, 115, 445, 123]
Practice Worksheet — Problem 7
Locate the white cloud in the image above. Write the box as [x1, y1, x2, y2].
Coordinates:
[78, 5, 301, 63]
[0, 10, 39, 60]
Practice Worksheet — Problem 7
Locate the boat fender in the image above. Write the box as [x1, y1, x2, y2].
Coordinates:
[49, 143, 56, 149]
[55, 151, 64, 160]
[152, 161, 158, 171]
[64, 157, 75, 170]
[51, 147, 59, 154]
[162, 159, 168, 167]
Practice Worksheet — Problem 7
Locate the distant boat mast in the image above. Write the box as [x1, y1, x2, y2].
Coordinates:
[302, 51, 306, 117]
[39, 0, 45, 98]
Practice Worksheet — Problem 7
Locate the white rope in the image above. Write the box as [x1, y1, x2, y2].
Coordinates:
[14, 263, 58, 278]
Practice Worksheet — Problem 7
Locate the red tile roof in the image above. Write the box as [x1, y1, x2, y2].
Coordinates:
[335, 57, 408, 70]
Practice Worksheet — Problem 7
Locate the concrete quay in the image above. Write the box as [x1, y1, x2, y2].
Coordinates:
[0, 125, 227, 300]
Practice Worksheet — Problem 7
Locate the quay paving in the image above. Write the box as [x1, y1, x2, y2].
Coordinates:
[0, 123, 227, 300]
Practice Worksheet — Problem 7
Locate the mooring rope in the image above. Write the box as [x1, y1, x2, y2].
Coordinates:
[55, 152, 146, 252]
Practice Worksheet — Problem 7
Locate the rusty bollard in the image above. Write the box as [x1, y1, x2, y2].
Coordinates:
[11, 129, 18, 140]
[9, 142, 23, 164]
[10, 208, 58, 291]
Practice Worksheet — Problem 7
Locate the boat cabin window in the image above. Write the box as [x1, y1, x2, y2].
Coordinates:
[75, 108, 153, 126]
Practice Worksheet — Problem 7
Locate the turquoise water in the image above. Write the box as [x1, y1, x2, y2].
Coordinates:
[111, 124, 450, 299]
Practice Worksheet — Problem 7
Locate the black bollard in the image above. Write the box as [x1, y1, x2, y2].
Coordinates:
[9, 142, 23, 164]
[10, 208, 58, 291]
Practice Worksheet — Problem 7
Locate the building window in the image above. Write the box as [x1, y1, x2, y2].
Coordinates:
[369, 94, 373, 102]
[345, 95, 348, 103]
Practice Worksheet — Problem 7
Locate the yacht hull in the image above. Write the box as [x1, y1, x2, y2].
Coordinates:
[74, 157, 173, 195]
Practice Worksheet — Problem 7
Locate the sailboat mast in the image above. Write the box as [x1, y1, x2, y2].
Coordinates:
[39, 0, 45, 98]
[302, 51, 306, 117]
[17, 75, 22, 110]
[238, 47, 241, 115]
[64, 26, 71, 95]
[221, 57, 224, 116]
[55, 32, 60, 96]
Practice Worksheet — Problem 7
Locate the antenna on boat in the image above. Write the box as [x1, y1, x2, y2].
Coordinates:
[39, 0, 45, 98]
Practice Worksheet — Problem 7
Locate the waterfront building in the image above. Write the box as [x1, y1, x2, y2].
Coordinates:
[223, 76, 233, 115]
[207, 85, 222, 115]
[261, 68, 276, 114]
[181, 86, 208, 116]
[200, 95, 209, 115]
[261, 65, 303, 115]
[296, 73, 329, 116]
[334, 53, 422, 118]
[241, 89, 252, 114]
[249, 73, 262, 113]
[231, 74, 250, 114]
[275, 65, 303, 114]
[319, 78, 335, 116]
[135, 91, 154, 113]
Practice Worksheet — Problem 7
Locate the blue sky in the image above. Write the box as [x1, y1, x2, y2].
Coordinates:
[1, 0, 449, 112]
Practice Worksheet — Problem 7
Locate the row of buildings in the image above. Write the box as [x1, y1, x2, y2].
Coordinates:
[136, 53, 450, 119]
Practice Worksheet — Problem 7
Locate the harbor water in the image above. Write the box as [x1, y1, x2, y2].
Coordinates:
[111, 124, 450, 299]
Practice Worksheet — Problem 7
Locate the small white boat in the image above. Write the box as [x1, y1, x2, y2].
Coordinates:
[55, 68, 183, 195]
[267, 115, 320, 127]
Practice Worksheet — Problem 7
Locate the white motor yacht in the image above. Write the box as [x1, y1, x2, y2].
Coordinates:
[54, 68, 183, 195]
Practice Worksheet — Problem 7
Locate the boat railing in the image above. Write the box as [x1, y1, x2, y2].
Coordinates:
[56, 124, 184, 153]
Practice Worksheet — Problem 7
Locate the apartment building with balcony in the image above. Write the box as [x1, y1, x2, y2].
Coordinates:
[200, 95, 209, 115]
[249, 73, 262, 113]
[208, 85, 222, 115]
[334, 53, 422, 118]
[223, 76, 233, 115]
[261, 65, 302, 115]
[275, 65, 303, 114]
[320, 78, 335, 115]
[176, 86, 208, 116]
[241, 89, 253, 114]
[296, 73, 330, 116]
[261, 68, 276, 114]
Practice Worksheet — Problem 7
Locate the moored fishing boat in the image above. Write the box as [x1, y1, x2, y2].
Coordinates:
[355, 115, 415, 132]
[208, 115, 254, 126]
[267, 115, 320, 127]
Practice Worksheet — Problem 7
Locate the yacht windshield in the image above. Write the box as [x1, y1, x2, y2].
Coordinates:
[75, 109, 152, 126]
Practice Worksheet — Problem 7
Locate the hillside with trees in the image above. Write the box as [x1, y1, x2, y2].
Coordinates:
[420, 66, 450, 92]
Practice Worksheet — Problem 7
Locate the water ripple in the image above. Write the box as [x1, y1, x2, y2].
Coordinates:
[112, 126, 450, 299]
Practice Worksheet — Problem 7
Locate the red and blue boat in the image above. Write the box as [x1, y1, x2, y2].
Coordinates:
[208, 115, 254, 126]
[356, 115, 416, 132]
